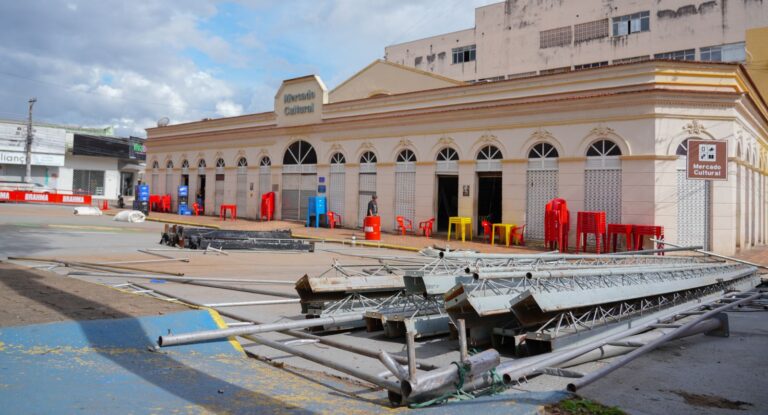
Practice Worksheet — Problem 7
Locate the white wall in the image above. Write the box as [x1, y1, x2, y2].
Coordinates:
[60, 155, 120, 198]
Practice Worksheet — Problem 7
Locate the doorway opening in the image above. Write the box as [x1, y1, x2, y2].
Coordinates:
[197, 175, 206, 209]
[181, 174, 189, 187]
[436, 176, 458, 232]
[477, 174, 502, 234]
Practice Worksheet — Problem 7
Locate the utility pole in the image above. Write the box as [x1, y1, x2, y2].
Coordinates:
[24, 97, 37, 183]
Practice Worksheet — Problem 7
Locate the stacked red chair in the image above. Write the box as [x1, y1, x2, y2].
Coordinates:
[418, 218, 435, 237]
[633, 225, 665, 255]
[396, 216, 413, 235]
[576, 211, 607, 254]
[327, 211, 341, 229]
[544, 198, 569, 252]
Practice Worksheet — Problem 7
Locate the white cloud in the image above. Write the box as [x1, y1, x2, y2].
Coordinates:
[215, 100, 243, 117]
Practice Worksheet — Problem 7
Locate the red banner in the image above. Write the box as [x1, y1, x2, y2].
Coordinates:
[0, 191, 92, 205]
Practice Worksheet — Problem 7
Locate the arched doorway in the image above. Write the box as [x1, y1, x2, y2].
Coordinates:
[526, 142, 559, 240]
[214, 158, 225, 212]
[329, 152, 346, 221]
[150, 161, 159, 194]
[358, 151, 377, 226]
[394, 149, 417, 228]
[282, 140, 317, 221]
[259, 156, 271, 204]
[476, 145, 503, 233]
[197, 159, 207, 210]
[676, 139, 711, 249]
[585, 139, 622, 227]
[236, 157, 248, 216]
[435, 147, 459, 231]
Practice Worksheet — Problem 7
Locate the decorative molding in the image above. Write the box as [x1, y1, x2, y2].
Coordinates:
[620, 155, 678, 161]
[682, 119, 707, 135]
[530, 128, 554, 142]
[502, 158, 527, 164]
[359, 141, 375, 151]
[329, 143, 343, 151]
[478, 132, 498, 144]
[589, 126, 615, 137]
[558, 156, 588, 162]
[397, 138, 414, 148]
[437, 136, 455, 146]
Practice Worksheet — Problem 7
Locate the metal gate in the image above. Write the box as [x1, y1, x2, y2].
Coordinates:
[525, 170, 558, 240]
[165, 173, 173, 196]
[329, 164, 345, 220]
[236, 170, 247, 216]
[358, 172, 376, 227]
[394, 168, 416, 228]
[584, 169, 622, 224]
[214, 174, 224, 212]
[281, 173, 316, 221]
[677, 168, 710, 249]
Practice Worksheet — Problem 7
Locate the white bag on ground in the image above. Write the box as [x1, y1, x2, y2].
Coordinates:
[73, 207, 103, 216]
[113, 210, 146, 223]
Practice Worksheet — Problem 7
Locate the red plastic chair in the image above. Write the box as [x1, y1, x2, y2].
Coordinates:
[418, 218, 435, 237]
[327, 211, 342, 229]
[192, 202, 202, 216]
[481, 220, 492, 243]
[510, 225, 526, 246]
[396, 216, 413, 235]
[161, 195, 172, 213]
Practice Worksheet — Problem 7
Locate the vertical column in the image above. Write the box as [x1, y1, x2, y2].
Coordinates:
[345, 164, 359, 229]
[272, 166, 282, 220]
[247, 167, 258, 219]
[557, 157, 585, 246]
[502, 160, 526, 224]
[377, 162, 395, 232]
[204, 169, 215, 216]
[653, 158, 679, 244]
[316, 164, 330, 223]
[711, 159, 739, 255]
[457, 161, 475, 220]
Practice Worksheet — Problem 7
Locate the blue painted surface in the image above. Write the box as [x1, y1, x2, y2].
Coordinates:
[0, 310, 564, 414]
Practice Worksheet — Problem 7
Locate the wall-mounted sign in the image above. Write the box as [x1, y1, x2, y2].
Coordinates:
[686, 139, 728, 181]
[283, 90, 316, 115]
[463, 185, 470, 197]
[0, 151, 65, 166]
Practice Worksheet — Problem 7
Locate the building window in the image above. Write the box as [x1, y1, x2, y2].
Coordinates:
[654, 49, 695, 61]
[73, 170, 105, 196]
[574, 61, 608, 70]
[259, 156, 271, 167]
[574, 19, 609, 43]
[477, 75, 505, 83]
[181, 160, 189, 169]
[396, 149, 417, 163]
[613, 55, 651, 64]
[540, 26, 572, 48]
[216, 158, 226, 167]
[507, 71, 537, 80]
[360, 151, 377, 164]
[701, 42, 746, 63]
[612, 11, 650, 36]
[452, 45, 476, 64]
[414, 56, 423, 66]
[539, 66, 571, 75]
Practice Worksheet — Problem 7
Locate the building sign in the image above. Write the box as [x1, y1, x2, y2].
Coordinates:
[0, 151, 65, 166]
[274, 75, 327, 127]
[283, 90, 316, 115]
[0, 122, 66, 167]
[687, 139, 728, 180]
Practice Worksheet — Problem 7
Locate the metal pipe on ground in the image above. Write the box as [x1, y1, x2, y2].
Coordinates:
[7, 256, 185, 276]
[473, 262, 732, 280]
[158, 314, 365, 346]
[605, 245, 703, 256]
[567, 291, 765, 392]
[379, 351, 408, 381]
[401, 349, 500, 402]
[128, 282, 438, 371]
[93, 258, 190, 265]
[67, 271, 296, 285]
[243, 333, 401, 395]
[181, 280, 299, 299]
[137, 249, 176, 259]
[651, 239, 768, 270]
[203, 299, 300, 307]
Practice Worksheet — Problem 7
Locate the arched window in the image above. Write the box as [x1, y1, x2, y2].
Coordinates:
[237, 157, 248, 174]
[181, 160, 189, 169]
[436, 147, 459, 173]
[676, 139, 691, 156]
[360, 151, 377, 164]
[586, 139, 622, 169]
[585, 139, 622, 226]
[152, 160, 159, 169]
[260, 156, 271, 167]
[528, 142, 559, 171]
[198, 159, 206, 168]
[166, 160, 174, 169]
[476, 145, 502, 172]
[477, 145, 502, 160]
[436, 147, 459, 161]
[237, 157, 248, 167]
[331, 152, 346, 164]
[396, 149, 417, 163]
[283, 140, 317, 165]
[216, 158, 226, 168]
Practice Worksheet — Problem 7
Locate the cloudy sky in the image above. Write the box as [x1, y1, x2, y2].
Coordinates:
[0, 0, 496, 137]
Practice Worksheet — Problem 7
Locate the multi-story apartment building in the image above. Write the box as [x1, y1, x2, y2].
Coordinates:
[385, 0, 768, 82]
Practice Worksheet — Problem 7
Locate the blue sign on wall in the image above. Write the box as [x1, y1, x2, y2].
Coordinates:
[137, 184, 150, 202]
[317, 185, 326, 193]
[178, 185, 189, 197]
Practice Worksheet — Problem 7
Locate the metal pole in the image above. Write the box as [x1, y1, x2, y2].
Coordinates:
[605, 245, 703, 256]
[93, 258, 190, 265]
[158, 313, 364, 346]
[66, 271, 296, 285]
[651, 239, 768, 270]
[203, 299, 300, 307]
[457, 319, 468, 362]
[474, 262, 732, 280]
[24, 97, 36, 184]
[128, 282, 438, 370]
[406, 330, 417, 380]
[243, 333, 401, 394]
[567, 291, 765, 392]
[182, 280, 299, 299]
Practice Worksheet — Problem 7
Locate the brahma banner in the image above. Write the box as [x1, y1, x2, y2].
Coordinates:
[0, 191, 91, 205]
